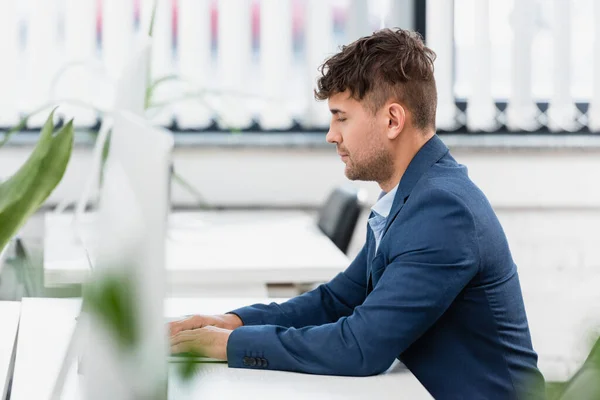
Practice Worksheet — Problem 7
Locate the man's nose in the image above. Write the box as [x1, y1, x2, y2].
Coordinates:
[325, 127, 338, 144]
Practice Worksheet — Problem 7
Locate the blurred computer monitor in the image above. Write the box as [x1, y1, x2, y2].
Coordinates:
[85, 109, 174, 396]
[51, 110, 174, 399]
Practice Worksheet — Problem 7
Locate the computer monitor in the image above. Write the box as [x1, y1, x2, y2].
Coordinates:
[84, 109, 173, 399]
[51, 110, 174, 399]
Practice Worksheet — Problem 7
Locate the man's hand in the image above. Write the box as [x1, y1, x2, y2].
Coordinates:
[169, 314, 243, 336]
[170, 326, 232, 360]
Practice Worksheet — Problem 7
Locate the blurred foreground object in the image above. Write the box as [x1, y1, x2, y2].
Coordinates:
[50, 110, 174, 399]
[553, 337, 600, 399]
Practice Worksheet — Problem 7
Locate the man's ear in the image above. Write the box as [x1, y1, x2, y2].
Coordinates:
[387, 103, 405, 140]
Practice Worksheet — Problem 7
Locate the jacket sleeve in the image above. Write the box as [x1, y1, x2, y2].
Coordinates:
[226, 189, 480, 376]
[227, 243, 369, 328]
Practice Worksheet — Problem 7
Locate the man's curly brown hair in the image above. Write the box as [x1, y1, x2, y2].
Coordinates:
[315, 28, 437, 130]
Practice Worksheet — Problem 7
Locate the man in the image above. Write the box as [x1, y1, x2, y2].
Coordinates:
[170, 28, 546, 398]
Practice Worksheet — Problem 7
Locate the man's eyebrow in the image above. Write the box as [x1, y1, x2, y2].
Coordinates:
[329, 108, 346, 115]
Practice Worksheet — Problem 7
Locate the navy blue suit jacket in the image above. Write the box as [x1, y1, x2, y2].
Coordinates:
[227, 135, 545, 399]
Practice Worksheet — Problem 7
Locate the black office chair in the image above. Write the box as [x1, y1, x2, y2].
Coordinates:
[317, 186, 362, 254]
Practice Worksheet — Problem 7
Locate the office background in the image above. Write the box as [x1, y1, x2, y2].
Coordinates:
[1, 0, 600, 392]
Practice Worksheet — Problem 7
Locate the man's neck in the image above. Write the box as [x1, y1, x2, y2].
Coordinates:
[379, 130, 435, 193]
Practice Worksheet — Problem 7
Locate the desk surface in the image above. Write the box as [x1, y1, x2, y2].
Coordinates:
[11, 297, 431, 400]
[0, 301, 21, 400]
[44, 211, 349, 289]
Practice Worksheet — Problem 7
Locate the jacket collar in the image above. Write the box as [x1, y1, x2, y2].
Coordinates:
[380, 134, 449, 239]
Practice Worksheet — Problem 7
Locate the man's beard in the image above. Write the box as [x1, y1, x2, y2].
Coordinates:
[344, 147, 394, 182]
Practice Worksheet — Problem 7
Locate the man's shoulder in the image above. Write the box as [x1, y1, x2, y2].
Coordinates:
[412, 158, 488, 212]
[395, 159, 496, 235]
[383, 169, 481, 261]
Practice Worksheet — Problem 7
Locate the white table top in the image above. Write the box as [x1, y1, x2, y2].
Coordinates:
[0, 301, 21, 400]
[11, 297, 431, 400]
[44, 211, 349, 288]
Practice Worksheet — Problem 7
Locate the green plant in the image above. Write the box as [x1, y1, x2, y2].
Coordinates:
[0, 110, 74, 254]
[83, 272, 203, 391]
[545, 336, 600, 399]
[83, 273, 139, 350]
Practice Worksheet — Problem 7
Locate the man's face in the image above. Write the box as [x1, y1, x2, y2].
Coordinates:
[326, 91, 394, 183]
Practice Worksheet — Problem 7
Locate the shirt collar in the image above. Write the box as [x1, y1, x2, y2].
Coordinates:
[371, 183, 399, 219]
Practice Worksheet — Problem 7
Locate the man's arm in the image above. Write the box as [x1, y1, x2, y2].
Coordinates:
[226, 189, 479, 376]
[169, 240, 369, 337]
[228, 243, 369, 328]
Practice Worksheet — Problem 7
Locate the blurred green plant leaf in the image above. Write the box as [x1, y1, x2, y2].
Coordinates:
[99, 129, 112, 186]
[144, 0, 159, 111]
[0, 116, 29, 147]
[171, 170, 209, 208]
[148, 0, 158, 38]
[145, 74, 180, 110]
[0, 110, 74, 253]
[554, 335, 600, 399]
[0, 100, 105, 148]
[174, 352, 203, 382]
[82, 273, 139, 350]
[82, 270, 203, 384]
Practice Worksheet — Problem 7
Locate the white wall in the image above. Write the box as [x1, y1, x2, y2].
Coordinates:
[5, 139, 600, 209]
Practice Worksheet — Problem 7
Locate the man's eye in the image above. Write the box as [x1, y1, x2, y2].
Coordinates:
[337, 118, 347, 122]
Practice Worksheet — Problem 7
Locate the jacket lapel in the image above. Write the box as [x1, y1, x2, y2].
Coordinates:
[366, 135, 449, 295]
[366, 214, 376, 290]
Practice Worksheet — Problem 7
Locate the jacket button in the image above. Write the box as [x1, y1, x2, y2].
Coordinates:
[243, 356, 252, 366]
[249, 357, 257, 367]
[261, 358, 268, 368]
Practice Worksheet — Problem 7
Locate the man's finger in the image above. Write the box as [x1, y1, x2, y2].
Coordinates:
[169, 321, 185, 336]
[170, 342, 191, 355]
[169, 315, 203, 336]
[169, 316, 195, 336]
[170, 330, 201, 346]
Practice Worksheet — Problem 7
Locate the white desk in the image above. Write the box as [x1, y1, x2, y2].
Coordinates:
[11, 297, 431, 400]
[0, 301, 20, 400]
[44, 211, 349, 296]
